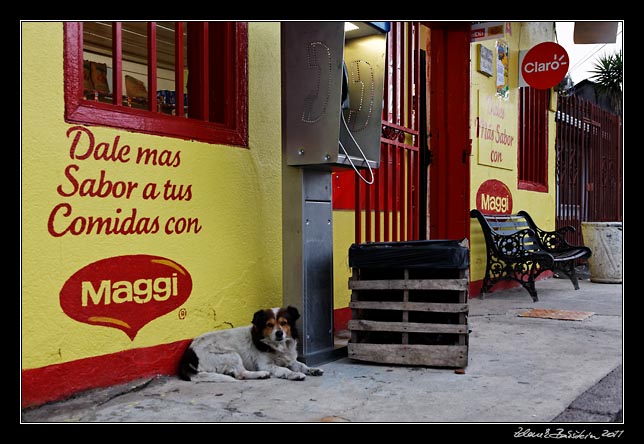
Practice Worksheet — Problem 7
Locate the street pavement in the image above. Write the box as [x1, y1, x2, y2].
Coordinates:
[21, 274, 623, 425]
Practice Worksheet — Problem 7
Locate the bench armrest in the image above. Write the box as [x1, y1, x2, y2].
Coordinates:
[517, 210, 582, 253]
[489, 228, 540, 257]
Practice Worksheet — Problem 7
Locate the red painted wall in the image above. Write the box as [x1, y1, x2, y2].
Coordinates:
[22, 340, 190, 409]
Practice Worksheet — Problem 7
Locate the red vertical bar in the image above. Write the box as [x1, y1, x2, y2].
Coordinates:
[406, 150, 413, 240]
[391, 145, 398, 241]
[534, 89, 540, 184]
[355, 173, 361, 244]
[398, 26, 406, 241]
[415, 27, 421, 235]
[365, 174, 372, 243]
[224, 22, 235, 126]
[530, 89, 536, 182]
[414, 22, 420, 136]
[175, 22, 185, 117]
[522, 88, 535, 181]
[385, 25, 394, 123]
[112, 22, 122, 106]
[526, 89, 532, 182]
[391, 23, 398, 126]
[406, 23, 414, 134]
[188, 23, 210, 121]
[383, 144, 390, 242]
[399, 149, 406, 241]
[519, 88, 524, 180]
[202, 23, 210, 121]
[147, 23, 157, 112]
[540, 89, 545, 184]
[374, 143, 381, 242]
[537, 89, 541, 183]
[395, 23, 402, 126]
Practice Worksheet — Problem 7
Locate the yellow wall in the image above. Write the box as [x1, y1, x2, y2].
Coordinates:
[21, 22, 283, 369]
[469, 22, 559, 282]
[332, 211, 354, 311]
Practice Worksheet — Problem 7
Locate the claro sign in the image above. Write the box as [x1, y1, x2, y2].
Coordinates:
[60, 255, 192, 340]
[520, 41, 569, 90]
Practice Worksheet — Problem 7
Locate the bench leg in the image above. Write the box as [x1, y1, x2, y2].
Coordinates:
[555, 261, 581, 290]
[521, 279, 539, 302]
[481, 276, 494, 297]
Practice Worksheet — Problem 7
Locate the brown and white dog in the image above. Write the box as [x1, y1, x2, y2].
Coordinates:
[178, 306, 323, 382]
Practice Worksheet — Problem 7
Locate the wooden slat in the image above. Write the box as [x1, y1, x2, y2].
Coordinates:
[349, 300, 468, 313]
[349, 278, 468, 291]
[349, 319, 467, 334]
[348, 343, 468, 367]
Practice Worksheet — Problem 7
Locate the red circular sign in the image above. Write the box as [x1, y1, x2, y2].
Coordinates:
[521, 42, 569, 90]
[476, 179, 513, 214]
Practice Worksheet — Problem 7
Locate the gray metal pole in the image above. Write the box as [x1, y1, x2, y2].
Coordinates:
[281, 166, 344, 365]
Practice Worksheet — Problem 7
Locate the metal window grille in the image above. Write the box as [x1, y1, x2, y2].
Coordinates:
[518, 86, 549, 191]
[64, 22, 248, 146]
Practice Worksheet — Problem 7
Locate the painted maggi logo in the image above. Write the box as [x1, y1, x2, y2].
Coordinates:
[60, 255, 192, 340]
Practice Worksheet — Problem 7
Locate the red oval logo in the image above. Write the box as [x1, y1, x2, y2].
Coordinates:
[476, 179, 513, 214]
[521, 41, 569, 90]
[60, 255, 192, 340]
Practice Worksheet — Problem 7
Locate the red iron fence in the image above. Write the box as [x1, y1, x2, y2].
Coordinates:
[353, 22, 421, 244]
[555, 95, 623, 246]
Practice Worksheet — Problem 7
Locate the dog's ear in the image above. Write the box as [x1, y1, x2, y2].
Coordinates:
[285, 306, 301, 341]
[251, 309, 273, 352]
[252, 309, 266, 328]
[286, 306, 300, 322]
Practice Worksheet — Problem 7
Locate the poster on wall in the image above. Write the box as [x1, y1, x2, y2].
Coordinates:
[477, 44, 494, 77]
[495, 39, 510, 100]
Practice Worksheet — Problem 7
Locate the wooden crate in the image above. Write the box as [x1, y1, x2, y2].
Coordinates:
[347, 242, 469, 368]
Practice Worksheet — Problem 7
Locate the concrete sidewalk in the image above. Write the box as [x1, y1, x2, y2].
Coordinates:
[21, 276, 623, 423]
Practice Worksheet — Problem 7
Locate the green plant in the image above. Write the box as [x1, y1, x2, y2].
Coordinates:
[589, 50, 622, 114]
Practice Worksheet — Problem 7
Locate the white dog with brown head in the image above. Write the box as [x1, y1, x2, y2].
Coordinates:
[178, 306, 323, 382]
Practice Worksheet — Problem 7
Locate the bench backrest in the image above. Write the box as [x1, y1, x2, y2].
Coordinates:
[470, 210, 542, 254]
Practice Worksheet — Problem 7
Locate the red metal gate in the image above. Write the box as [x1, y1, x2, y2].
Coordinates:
[353, 22, 421, 244]
[555, 95, 623, 246]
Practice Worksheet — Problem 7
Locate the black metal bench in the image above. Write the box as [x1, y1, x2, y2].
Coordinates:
[470, 209, 592, 302]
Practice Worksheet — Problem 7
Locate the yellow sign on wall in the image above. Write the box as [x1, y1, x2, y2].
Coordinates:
[476, 93, 515, 171]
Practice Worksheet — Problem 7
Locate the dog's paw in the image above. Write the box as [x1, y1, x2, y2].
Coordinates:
[242, 370, 271, 380]
[288, 372, 306, 381]
[308, 367, 324, 376]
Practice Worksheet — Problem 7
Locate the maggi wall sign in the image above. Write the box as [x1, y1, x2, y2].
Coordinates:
[476, 179, 513, 214]
[60, 255, 192, 340]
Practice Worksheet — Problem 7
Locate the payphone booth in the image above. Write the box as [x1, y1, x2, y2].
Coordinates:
[281, 22, 389, 364]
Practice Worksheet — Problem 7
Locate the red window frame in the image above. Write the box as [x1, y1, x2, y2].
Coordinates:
[517, 86, 549, 192]
[64, 22, 248, 147]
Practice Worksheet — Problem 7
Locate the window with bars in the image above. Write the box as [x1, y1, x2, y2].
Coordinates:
[64, 22, 248, 146]
[517, 86, 549, 192]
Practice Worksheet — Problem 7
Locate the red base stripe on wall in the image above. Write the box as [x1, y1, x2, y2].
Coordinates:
[21, 339, 191, 409]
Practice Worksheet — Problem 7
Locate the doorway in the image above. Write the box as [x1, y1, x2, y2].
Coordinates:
[424, 22, 472, 241]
